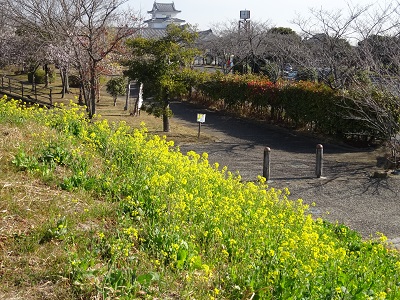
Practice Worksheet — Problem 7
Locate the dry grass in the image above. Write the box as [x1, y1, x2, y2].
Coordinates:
[4, 69, 214, 144]
[0, 122, 118, 299]
[94, 93, 215, 144]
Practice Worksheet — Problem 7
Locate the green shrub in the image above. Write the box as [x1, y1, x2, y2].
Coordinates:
[297, 67, 318, 82]
[106, 76, 126, 98]
[26, 68, 55, 84]
[28, 69, 46, 84]
[68, 74, 81, 88]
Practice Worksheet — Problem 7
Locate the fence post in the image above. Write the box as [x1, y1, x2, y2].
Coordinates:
[316, 144, 323, 178]
[49, 88, 53, 105]
[8, 77, 11, 93]
[263, 147, 271, 181]
[21, 82, 24, 98]
[34, 82, 37, 101]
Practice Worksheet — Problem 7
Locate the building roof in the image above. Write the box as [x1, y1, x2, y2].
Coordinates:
[144, 17, 186, 24]
[136, 28, 168, 39]
[147, 2, 181, 14]
[134, 27, 214, 41]
[197, 29, 215, 42]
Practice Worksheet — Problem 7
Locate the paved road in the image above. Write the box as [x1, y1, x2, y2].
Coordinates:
[169, 100, 400, 244]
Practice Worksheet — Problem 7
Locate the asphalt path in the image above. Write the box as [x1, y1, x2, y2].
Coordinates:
[169, 100, 400, 244]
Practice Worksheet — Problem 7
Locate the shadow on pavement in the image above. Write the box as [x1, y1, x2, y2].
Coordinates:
[170, 100, 376, 155]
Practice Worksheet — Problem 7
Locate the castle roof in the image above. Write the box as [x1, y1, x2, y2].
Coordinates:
[147, 2, 181, 14]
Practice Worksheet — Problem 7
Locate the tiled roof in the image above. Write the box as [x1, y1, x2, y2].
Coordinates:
[148, 2, 181, 14]
[143, 17, 185, 24]
[135, 28, 168, 39]
[133, 28, 214, 41]
[197, 29, 215, 42]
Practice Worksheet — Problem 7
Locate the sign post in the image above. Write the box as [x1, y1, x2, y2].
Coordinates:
[197, 113, 206, 138]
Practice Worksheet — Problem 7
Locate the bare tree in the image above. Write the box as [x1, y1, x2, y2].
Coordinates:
[292, 4, 371, 89]
[4, 0, 139, 117]
[210, 20, 273, 74]
[292, 2, 400, 163]
[262, 27, 303, 81]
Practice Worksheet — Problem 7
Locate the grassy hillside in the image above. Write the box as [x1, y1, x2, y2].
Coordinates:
[1, 95, 400, 299]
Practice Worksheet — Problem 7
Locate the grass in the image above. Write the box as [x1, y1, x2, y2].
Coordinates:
[2, 72, 400, 299]
[0, 71, 213, 299]
[0, 121, 118, 299]
[1, 67, 214, 145]
[2, 96, 400, 299]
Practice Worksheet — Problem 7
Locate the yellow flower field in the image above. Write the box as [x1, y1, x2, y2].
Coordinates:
[1, 95, 400, 299]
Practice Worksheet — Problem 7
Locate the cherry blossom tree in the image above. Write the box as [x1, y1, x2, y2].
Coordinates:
[5, 0, 139, 117]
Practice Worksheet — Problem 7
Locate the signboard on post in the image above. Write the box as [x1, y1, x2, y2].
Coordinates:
[197, 113, 206, 123]
[240, 10, 250, 20]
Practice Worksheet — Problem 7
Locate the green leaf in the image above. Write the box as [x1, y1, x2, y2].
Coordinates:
[137, 272, 159, 286]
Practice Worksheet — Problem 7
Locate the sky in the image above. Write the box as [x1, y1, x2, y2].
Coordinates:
[127, 0, 377, 32]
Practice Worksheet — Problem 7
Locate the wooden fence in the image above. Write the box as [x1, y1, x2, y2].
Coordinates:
[0, 75, 54, 107]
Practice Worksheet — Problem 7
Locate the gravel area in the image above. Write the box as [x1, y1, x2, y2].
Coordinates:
[170, 100, 400, 244]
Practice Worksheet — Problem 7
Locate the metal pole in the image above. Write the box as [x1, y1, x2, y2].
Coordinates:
[197, 122, 201, 138]
[263, 147, 271, 181]
[316, 144, 323, 178]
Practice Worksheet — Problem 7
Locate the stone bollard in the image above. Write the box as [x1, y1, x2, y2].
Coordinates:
[263, 147, 271, 181]
[316, 144, 323, 178]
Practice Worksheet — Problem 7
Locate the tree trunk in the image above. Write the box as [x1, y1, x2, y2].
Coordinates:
[60, 69, 66, 98]
[163, 110, 170, 132]
[65, 70, 69, 93]
[162, 89, 170, 132]
[44, 64, 49, 88]
[124, 79, 130, 111]
[96, 77, 100, 103]
[60, 68, 70, 98]
[78, 85, 84, 106]
[31, 64, 39, 91]
[31, 74, 35, 91]
[89, 64, 97, 118]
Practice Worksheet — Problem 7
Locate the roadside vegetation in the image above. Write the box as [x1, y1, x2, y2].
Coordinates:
[191, 73, 400, 147]
[1, 95, 400, 299]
